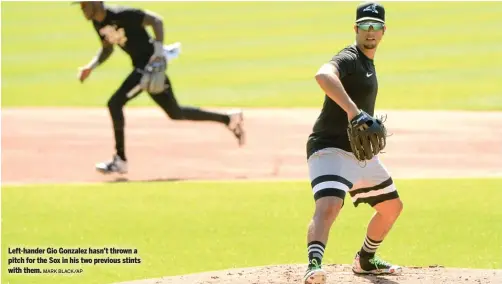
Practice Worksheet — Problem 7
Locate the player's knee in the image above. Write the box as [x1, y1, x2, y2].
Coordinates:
[314, 196, 344, 224]
[106, 96, 126, 128]
[156, 100, 183, 120]
[392, 198, 404, 218]
[166, 110, 184, 120]
[107, 96, 123, 112]
[376, 198, 403, 222]
[388, 198, 403, 218]
[166, 106, 189, 120]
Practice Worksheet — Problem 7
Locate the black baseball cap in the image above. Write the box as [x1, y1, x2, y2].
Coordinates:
[355, 2, 385, 24]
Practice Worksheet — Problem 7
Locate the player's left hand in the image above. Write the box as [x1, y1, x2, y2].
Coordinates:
[347, 110, 388, 162]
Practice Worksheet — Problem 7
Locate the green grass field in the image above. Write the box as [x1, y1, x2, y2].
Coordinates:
[2, 1, 501, 110]
[2, 179, 502, 284]
[2, 2, 502, 284]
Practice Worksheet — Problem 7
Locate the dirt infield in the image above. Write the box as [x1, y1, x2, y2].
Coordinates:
[2, 108, 502, 283]
[113, 264, 502, 284]
[2, 108, 502, 185]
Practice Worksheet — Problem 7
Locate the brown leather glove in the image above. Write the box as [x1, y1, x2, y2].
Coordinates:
[347, 110, 388, 162]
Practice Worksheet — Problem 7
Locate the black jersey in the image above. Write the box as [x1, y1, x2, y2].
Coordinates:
[306, 44, 379, 159]
[93, 5, 154, 68]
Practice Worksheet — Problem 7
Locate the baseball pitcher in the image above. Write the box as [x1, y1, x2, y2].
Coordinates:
[303, 2, 403, 284]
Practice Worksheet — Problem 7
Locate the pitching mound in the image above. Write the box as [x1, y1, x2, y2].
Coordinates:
[114, 264, 502, 284]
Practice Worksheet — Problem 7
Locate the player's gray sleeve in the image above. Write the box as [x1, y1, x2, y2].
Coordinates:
[329, 51, 357, 79]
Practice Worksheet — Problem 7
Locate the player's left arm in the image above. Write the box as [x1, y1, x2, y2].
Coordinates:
[142, 10, 165, 60]
[142, 10, 164, 43]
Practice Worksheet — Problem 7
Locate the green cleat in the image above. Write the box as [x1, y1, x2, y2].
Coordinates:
[303, 259, 326, 284]
[352, 252, 403, 275]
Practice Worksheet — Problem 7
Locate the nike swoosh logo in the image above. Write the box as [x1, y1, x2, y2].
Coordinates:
[366, 73, 373, 77]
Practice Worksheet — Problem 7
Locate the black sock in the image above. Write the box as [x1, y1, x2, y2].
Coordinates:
[307, 241, 325, 268]
[181, 107, 230, 125]
[359, 236, 382, 259]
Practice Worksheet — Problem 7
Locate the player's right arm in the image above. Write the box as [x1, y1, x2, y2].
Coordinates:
[315, 52, 360, 121]
[78, 39, 114, 83]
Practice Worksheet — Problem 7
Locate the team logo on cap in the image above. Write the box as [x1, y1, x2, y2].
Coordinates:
[363, 4, 379, 14]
